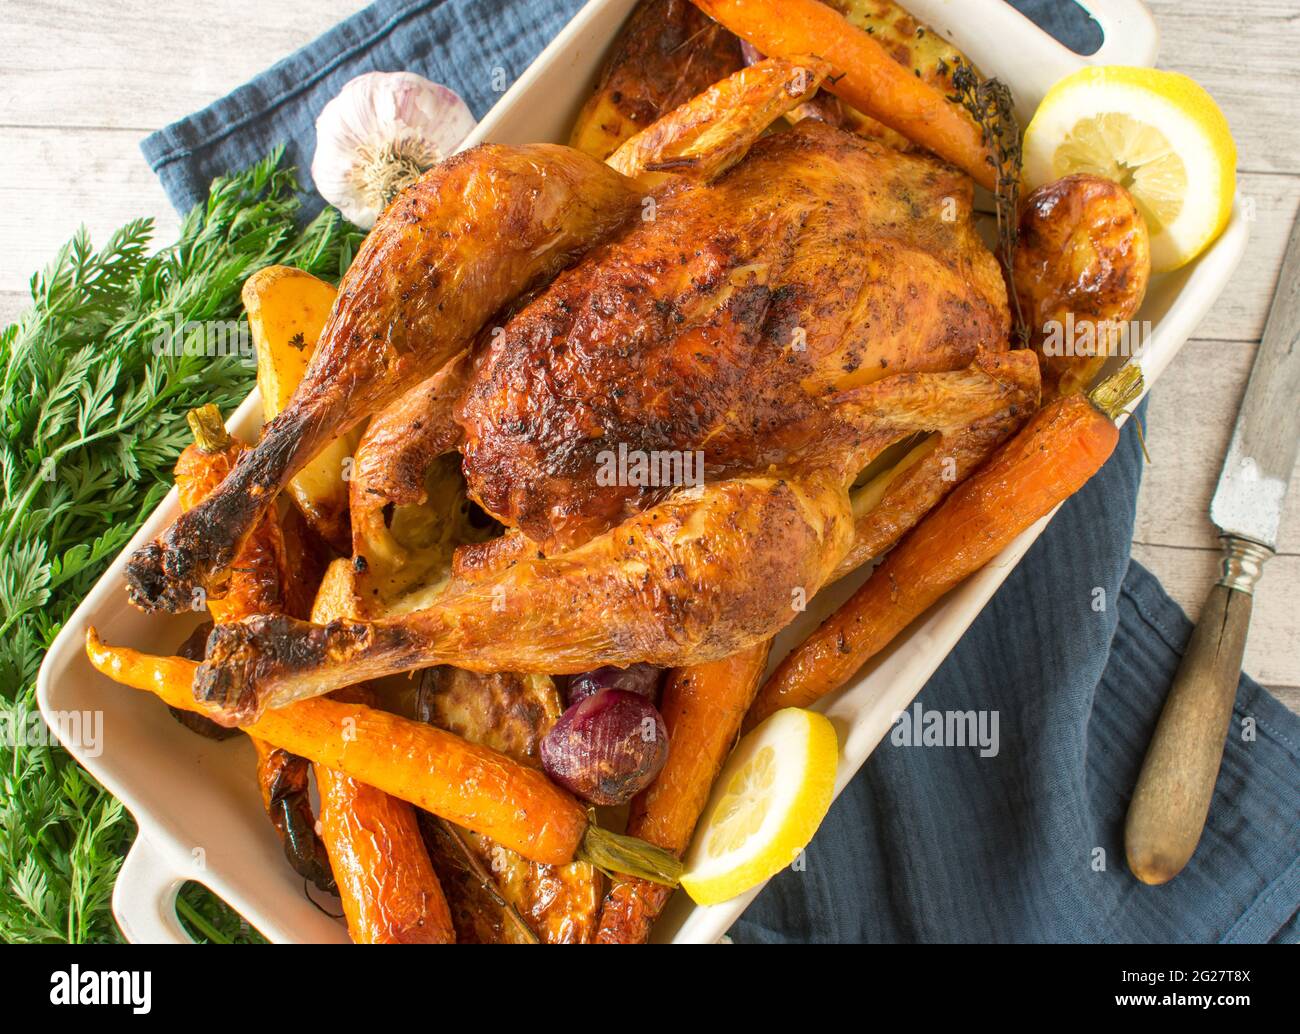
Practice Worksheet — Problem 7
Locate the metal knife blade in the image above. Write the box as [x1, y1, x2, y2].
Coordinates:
[1209, 214, 1300, 550]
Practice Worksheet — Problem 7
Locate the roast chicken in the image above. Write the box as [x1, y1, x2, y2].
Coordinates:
[121, 56, 1040, 724]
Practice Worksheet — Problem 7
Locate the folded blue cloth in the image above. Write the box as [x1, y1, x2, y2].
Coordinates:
[141, 0, 1298, 943]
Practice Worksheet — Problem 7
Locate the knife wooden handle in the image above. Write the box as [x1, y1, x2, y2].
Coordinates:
[1124, 536, 1272, 885]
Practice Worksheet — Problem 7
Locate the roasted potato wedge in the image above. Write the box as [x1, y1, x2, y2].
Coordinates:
[569, 0, 743, 160]
[243, 265, 362, 553]
[1013, 174, 1151, 399]
[416, 666, 603, 944]
[310, 556, 365, 623]
[826, 0, 971, 82]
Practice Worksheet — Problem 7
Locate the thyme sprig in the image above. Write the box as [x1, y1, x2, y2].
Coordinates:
[950, 60, 1028, 348]
[0, 149, 361, 942]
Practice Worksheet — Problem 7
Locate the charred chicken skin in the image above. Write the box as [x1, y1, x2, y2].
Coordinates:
[461, 120, 1012, 553]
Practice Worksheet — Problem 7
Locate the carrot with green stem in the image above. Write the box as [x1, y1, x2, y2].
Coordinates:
[84, 630, 681, 883]
[596, 641, 771, 943]
[747, 365, 1145, 728]
[175, 405, 336, 893]
[690, 0, 998, 190]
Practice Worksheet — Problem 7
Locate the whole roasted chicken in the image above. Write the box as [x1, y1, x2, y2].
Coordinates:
[125, 57, 1041, 724]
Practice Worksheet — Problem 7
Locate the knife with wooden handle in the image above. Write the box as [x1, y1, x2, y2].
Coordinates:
[1125, 214, 1300, 885]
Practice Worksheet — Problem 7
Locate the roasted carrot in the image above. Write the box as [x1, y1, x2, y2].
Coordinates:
[174, 405, 288, 621]
[176, 405, 336, 891]
[569, 0, 743, 161]
[309, 577, 455, 944]
[184, 409, 452, 939]
[250, 736, 335, 892]
[596, 641, 771, 943]
[87, 634, 583, 863]
[747, 366, 1145, 727]
[606, 56, 829, 185]
[84, 630, 681, 882]
[316, 742, 456, 943]
[690, 0, 996, 190]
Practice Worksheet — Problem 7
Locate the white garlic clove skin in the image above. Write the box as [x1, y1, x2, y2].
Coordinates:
[311, 71, 478, 229]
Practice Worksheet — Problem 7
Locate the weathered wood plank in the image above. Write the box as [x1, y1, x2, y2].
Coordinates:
[1274, 685, 1300, 713]
[0, 127, 182, 297]
[0, 292, 29, 331]
[1147, 0, 1300, 346]
[0, 0, 363, 131]
[1148, 0, 1300, 176]
[1185, 172, 1300, 343]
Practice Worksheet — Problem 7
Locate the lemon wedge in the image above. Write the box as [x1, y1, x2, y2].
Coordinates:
[1022, 65, 1236, 272]
[680, 708, 838, 906]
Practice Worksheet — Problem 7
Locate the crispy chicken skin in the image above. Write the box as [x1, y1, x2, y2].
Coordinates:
[196, 353, 1038, 722]
[347, 350, 472, 598]
[125, 59, 826, 616]
[459, 120, 1008, 552]
[350, 352, 470, 515]
[125, 144, 642, 613]
[181, 61, 1036, 723]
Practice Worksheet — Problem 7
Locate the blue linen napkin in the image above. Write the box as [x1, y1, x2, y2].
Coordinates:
[141, 0, 1299, 943]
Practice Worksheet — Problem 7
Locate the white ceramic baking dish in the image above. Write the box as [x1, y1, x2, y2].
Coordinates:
[37, 0, 1247, 944]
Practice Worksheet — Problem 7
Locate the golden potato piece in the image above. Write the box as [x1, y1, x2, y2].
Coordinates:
[308, 557, 364, 624]
[569, 0, 743, 161]
[1013, 174, 1151, 398]
[808, 0, 978, 151]
[242, 265, 362, 552]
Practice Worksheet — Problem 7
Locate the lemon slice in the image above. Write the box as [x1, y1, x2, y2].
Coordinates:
[680, 708, 837, 906]
[1022, 65, 1236, 272]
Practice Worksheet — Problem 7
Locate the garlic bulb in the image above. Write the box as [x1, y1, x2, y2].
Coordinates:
[312, 71, 477, 229]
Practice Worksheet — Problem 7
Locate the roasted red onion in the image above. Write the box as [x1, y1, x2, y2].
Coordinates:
[541, 690, 669, 806]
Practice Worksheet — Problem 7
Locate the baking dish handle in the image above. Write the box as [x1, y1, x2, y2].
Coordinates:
[112, 835, 194, 944]
[1079, 0, 1160, 67]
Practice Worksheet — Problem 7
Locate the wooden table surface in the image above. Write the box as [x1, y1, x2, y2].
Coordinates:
[1, 0, 1296, 710]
